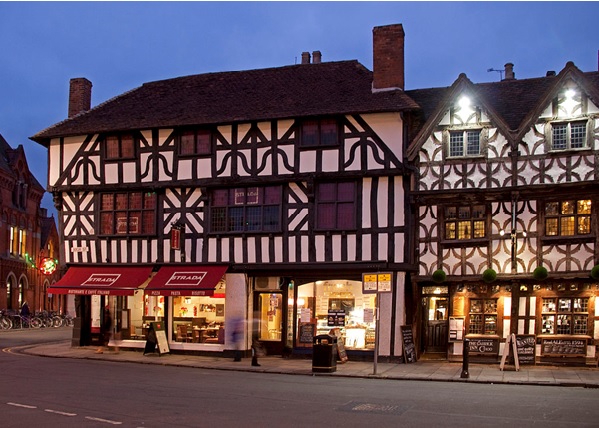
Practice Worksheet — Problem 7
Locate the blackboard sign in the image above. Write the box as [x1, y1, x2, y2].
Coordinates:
[147, 321, 169, 355]
[515, 334, 536, 364]
[468, 338, 499, 355]
[541, 338, 586, 356]
[400, 325, 417, 363]
[299, 323, 315, 344]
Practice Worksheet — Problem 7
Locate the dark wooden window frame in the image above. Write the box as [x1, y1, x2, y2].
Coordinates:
[177, 127, 213, 157]
[441, 203, 488, 244]
[298, 117, 341, 148]
[99, 191, 157, 236]
[468, 298, 498, 335]
[103, 133, 137, 161]
[209, 185, 282, 234]
[315, 181, 357, 231]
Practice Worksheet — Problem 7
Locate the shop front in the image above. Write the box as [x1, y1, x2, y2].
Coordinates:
[425, 280, 597, 366]
[292, 279, 378, 358]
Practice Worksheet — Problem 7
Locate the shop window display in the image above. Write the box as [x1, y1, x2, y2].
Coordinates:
[541, 297, 588, 335]
[468, 299, 497, 335]
[295, 280, 376, 350]
[171, 296, 225, 343]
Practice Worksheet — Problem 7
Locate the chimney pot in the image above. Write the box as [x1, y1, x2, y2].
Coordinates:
[546, 70, 556, 76]
[301, 51, 311, 65]
[68, 77, 92, 118]
[372, 24, 405, 91]
[504, 63, 515, 80]
[312, 50, 322, 64]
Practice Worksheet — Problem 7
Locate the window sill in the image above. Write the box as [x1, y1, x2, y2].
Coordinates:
[540, 235, 594, 245]
[440, 238, 488, 248]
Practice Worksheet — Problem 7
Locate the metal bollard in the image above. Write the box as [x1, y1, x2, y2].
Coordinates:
[461, 338, 470, 379]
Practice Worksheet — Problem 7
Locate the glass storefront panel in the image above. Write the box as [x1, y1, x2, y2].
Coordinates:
[296, 279, 376, 350]
[171, 296, 226, 343]
[258, 293, 283, 341]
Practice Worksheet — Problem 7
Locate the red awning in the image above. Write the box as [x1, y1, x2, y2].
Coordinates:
[144, 265, 228, 297]
[48, 266, 153, 296]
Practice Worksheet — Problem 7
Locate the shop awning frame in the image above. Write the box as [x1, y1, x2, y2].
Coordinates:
[144, 265, 228, 297]
[48, 266, 154, 296]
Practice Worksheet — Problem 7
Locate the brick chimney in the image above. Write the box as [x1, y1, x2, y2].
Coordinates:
[504, 63, 515, 80]
[372, 24, 405, 91]
[68, 77, 92, 118]
[301, 51, 311, 65]
[312, 51, 322, 64]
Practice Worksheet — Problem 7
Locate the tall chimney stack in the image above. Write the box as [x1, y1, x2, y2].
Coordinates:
[68, 77, 92, 118]
[372, 24, 405, 91]
[301, 51, 311, 65]
[504, 63, 515, 80]
[312, 50, 322, 64]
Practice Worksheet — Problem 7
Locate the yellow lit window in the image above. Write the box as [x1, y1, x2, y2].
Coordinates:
[545, 200, 591, 237]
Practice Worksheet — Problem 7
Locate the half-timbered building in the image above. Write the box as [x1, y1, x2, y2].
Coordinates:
[32, 24, 416, 360]
[407, 62, 599, 365]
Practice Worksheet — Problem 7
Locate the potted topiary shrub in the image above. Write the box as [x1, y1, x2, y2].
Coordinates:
[432, 269, 446, 283]
[591, 264, 599, 280]
[482, 268, 497, 283]
[533, 266, 548, 281]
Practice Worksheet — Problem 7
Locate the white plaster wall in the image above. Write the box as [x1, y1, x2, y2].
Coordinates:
[362, 112, 403, 159]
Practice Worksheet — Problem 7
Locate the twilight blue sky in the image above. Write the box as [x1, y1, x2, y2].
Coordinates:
[0, 2, 598, 215]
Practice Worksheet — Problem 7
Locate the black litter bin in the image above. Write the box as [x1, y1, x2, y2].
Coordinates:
[312, 334, 337, 373]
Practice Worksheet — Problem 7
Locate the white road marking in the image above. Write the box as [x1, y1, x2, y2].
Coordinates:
[7, 402, 37, 409]
[45, 408, 77, 416]
[85, 416, 123, 425]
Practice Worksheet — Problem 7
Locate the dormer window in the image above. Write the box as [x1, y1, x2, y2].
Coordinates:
[551, 121, 587, 151]
[300, 118, 339, 147]
[448, 130, 481, 157]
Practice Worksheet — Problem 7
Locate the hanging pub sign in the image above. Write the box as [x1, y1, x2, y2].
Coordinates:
[171, 226, 181, 250]
[40, 257, 58, 275]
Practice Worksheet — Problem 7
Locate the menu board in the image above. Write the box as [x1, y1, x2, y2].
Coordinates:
[299, 323, 315, 344]
[468, 338, 499, 355]
[515, 334, 536, 364]
[400, 325, 417, 363]
[541, 338, 586, 356]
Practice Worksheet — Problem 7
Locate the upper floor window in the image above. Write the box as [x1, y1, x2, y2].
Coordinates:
[99, 192, 156, 235]
[551, 121, 587, 151]
[448, 130, 481, 157]
[210, 186, 282, 233]
[179, 128, 212, 156]
[12, 180, 28, 209]
[545, 199, 591, 237]
[300, 118, 339, 147]
[105, 133, 135, 160]
[316, 182, 356, 230]
[9, 226, 26, 256]
[444, 205, 486, 240]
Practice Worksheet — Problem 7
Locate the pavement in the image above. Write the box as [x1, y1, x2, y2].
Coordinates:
[18, 340, 599, 388]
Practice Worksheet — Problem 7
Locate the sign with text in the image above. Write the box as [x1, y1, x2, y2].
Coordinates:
[515, 334, 536, 364]
[362, 272, 393, 294]
[400, 325, 417, 363]
[468, 338, 499, 355]
[541, 338, 586, 356]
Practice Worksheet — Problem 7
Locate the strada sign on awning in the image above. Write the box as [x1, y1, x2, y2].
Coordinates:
[144, 265, 228, 297]
[48, 266, 153, 296]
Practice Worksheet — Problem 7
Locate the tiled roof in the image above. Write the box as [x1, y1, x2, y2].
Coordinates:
[407, 70, 599, 133]
[31, 61, 420, 144]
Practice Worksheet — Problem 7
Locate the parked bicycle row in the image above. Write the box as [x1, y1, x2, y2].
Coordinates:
[0, 309, 74, 330]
